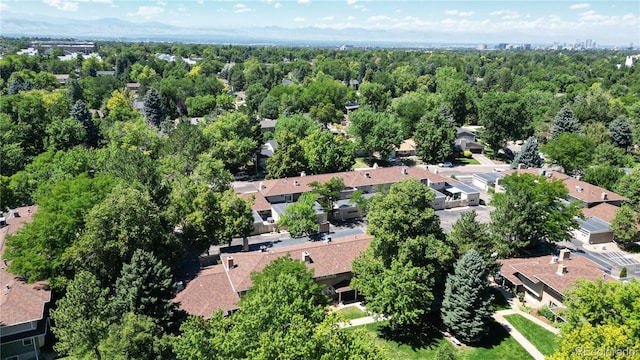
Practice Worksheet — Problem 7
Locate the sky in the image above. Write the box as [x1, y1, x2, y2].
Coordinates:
[2, 0, 639, 45]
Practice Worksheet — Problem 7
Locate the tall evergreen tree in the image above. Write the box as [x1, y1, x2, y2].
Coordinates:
[67, 78, 84, 105]
[144, 87, 166, 127]
[608, 118, 633, 149]
[511, 136, 543, 169]
[71, 99, 99, 147]
[113, 250, 176, 326]
[441, 249, 493, 343]
[551, 105, 580, 138]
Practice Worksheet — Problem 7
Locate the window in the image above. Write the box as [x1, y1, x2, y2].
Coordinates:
[23, 338, 33, 346]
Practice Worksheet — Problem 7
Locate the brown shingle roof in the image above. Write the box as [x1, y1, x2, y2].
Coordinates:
[0, 206, 52, 326]
[499, 254, 611, 295]
[173, 266, 240, 318]
[581, 203, 619, 224]
[239, 192, 271, 212]
[223, 234, 372, 292]
[253, 167, 450, 197]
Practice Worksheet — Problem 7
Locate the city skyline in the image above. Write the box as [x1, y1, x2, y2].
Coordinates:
[2, 0, 639, 46]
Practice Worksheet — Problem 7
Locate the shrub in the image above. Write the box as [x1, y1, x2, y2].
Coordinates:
[538, 305, 555, 321]
[463, 150, 473, 158]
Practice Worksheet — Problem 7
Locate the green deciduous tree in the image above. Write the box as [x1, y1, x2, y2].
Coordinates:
[610, 205, 639, 248]
[441, 249, 493, 343]
[301, 130, 356, 175]
[616, 166, 640, 212]
[478, 91, 532, 155]
[266, 131, 307, 179]
[541, 133, 594, 175]
[202, 112, 258, 171]
[278, 192, 318, 238]
[490, 173, 581, 257]
[583, 165, 625, 192]
[352, 179, 453, 328]
[45, 116, 86, 151]
[448, 210, 495, 269]
[65, 184, 179, 285]
[113, 250, 176, 326]
[51, 271, 110, 358]
[414, 110, 456, 164]
[309, 177, 345, 222]
[549, 279, 640, 360]
[511, 136, 543, 169]
[359, 82, 391, 112]
[218, 189, 254, 246]
[551, 105, 581, 138]
[99, 312, 171, 360]
[348, 109, 403, 161]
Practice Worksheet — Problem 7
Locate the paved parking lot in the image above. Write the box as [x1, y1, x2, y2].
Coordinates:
[436, 205, 493, 233]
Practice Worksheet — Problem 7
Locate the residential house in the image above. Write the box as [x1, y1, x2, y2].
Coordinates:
[239, 192, 276, 235]
[258, 140, 278, 170]
[54, 74, 69, 85]
[174, 234, 372, 317]
[126, 82, 140, 92]
[96, 70, 115, 77]
[574, 203, 640, 244]
[499, 249, 612, 312]
[392, 138, 417, 158]
[259, 119, 277, 134]
[1, 207, 52, 360]
[271, 202, 328, 229]
[455, 127, 484, 154]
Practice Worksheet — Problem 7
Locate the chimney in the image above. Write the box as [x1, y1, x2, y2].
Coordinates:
[550, 256, 559, 264]
[601, 192, 608, 200]
[259, 182, 265, 190]
[576, 175, 582, 181]
[557, 264, 568, 275]
[226, 256, 234, 269]
[302, 251, 311, 264]
[559, 249, 571, 261]
[300, 171, 306, 177]
[518, 163, 526, 170]
[401, 168, 408, 175]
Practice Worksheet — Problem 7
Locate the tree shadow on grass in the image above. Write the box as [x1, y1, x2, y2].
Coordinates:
[470, 321, 511, 349]
[376, 315, 443, 351]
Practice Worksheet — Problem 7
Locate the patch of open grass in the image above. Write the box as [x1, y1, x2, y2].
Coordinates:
[353, 157, 369, 169]
[504, 314, 559, 357]
[348, 319, 533, 360]
[454, 157, 480, 165]
[335, 306, 367, 321]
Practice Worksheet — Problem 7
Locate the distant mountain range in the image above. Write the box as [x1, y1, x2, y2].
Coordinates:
[1, 16, 507, 48]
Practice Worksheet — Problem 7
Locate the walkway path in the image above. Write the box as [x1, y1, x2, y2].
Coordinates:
[472, 153, 496, 166]
[493, 310, 546, 360]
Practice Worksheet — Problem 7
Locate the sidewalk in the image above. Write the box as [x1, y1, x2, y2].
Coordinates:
[472, 153, 496, 166]
[334, 302, 388, 328]
[493, 311, 546, 360]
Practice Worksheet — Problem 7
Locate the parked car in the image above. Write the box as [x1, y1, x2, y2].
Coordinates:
[439, 162, 453, 168]
[234, 171, 248, 180]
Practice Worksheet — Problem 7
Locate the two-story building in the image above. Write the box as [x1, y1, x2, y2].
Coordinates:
[1, 207, 52, 360]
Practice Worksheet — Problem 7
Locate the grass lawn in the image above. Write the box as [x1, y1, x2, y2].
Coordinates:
[353, 157, 370, 169]
[504, 314, 559, 357]
[453, 157, 480, 165]
[335, 306, 368, 321]
[348, 320, 533, 360]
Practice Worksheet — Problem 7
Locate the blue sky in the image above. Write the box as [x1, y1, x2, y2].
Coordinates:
[2, 1, 639, 45]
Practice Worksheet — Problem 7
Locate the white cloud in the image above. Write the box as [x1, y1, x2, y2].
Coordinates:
[274, 2, 281, 8]
[322, 15, 334, 21]
[0, 2, 8, 10]
[294, 17, 305, 22]
[346, 0, 357, 4]
[368, 15, 390, 22]
[298, 0, 310, 4]
[445, 9, 474, 17]
[234, 3, 254, 13]
[75, 0, 113, 3]
[570, 3, 590, 10]
[263, 0, 273, 3]
[157, 0, 167, 5]
[196, 0, 203, 4]
[490, 10, 520, 19]
[346, 16, 355, 21]
[43, 0, 79, 11]
[127, 6, 164, 19]
[178, 5, 186, 12]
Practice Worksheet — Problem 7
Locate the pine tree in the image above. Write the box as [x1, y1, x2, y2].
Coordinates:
[441, 249, 493, 343]
[551, 105, 580, 138]
[71, 100, 99, 147]
[143, 87, 165, 127]
[67, 78, 84, 104]
[609, 118, 633, 149]
[113, 250, 175, 326]
[8, 78, 22, 95]
[511, 136, 543, 169]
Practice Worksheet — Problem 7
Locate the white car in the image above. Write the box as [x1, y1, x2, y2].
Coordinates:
[439, 162, 453, 168]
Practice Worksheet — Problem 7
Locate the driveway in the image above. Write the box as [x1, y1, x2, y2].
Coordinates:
[436, 205, 493, 233]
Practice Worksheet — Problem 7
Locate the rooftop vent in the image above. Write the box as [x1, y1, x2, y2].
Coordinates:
[364, 172, 371, 178]
[302, 251, 311, 264]
[226, 256, 235, 269]
[294, 180, 300, 186]
[259, 182, 265, 190]
[601, 192, 608, 200]
[402, 168, 408, 175]
[575, 186, 584, 193]
[300, 171, 306, 177]
[550, 256, 559, 264]
[538, 169, 546, 176]
[557, 264, 568, 276]
[559, 249, 571, 261]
